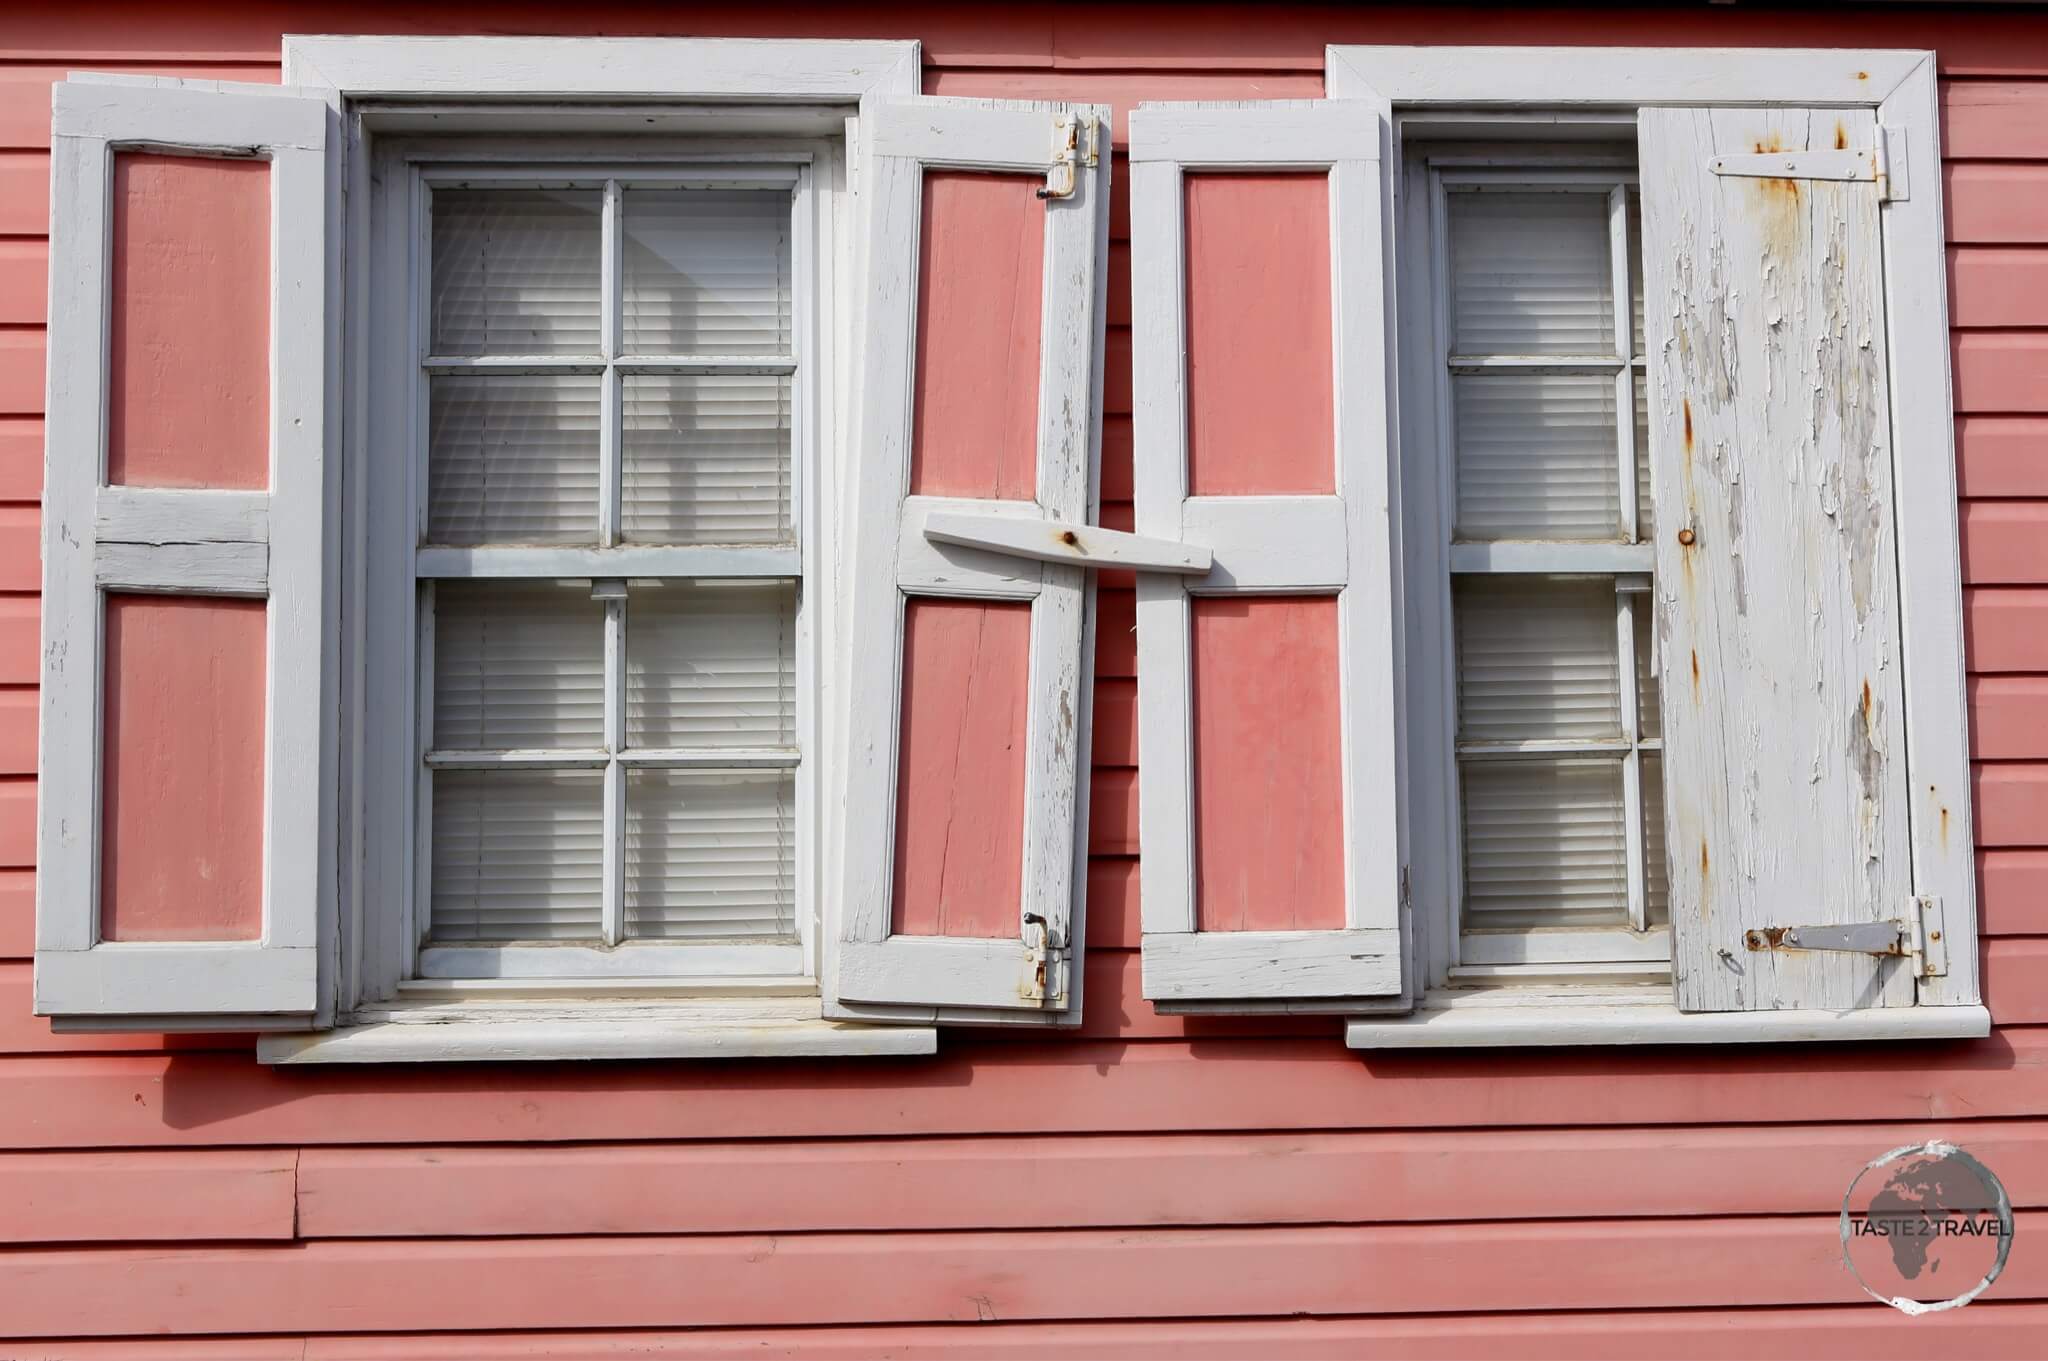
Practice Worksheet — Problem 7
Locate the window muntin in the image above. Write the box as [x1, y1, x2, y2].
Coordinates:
[1431, 161, 1669, 972]
[410, 161, 812, 981]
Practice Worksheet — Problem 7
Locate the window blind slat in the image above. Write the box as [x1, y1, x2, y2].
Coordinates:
[621, 374, 791, 545]
[1455, 577, 1622, 744]
[623, 189, 791, 357]
[428, 374, 601, 545]
[626, 580, 796, 749]
[1449, 191, 1615, 356]
[431, 769, 604, 941]
[432, 189, 602, 356]
[1454, 373, 1621, 540]
[433, 581, 605, 750]
[625, 770, 795, 940]
[1460, 758, 1629, 929]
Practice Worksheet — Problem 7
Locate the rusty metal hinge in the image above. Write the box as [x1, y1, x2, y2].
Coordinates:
[1708, 127, 1909, 202]
[1021, 912, 1069, 1004]
[1038, 112, 1099, 201]
[1743, 896, 1948, 978]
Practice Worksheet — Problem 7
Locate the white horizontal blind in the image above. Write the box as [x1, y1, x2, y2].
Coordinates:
[1461, 760, 1628, 928]
[626, 581, 794, 748]
[622, 189, 790, 355]
[1449, 192, 1614, 354]
[625, 770, 795, 939]
[1454, 577, 1621, 742]
[431, 770, 604, 940]
[622, 375, 791, 544]
[428, 374, 602, 545]
[432, 189, 602, 355]
[433, 582, 604, 749]
[1453, 373, 1619, 540]
[419, 174, 806, 965]
[1439, 160, 1666, 959]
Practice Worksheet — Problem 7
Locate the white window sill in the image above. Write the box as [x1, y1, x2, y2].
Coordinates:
[1346, 988, 1991, 1049]
[256, 998, 936, 1064]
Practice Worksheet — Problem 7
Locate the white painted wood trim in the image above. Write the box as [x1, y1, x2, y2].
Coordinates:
[1128, 101, 1408, 1007]
[924, 511, 1211, 574]
[1879, 56, 1980, 1010]
[1346, 998, 1989, 1049]
[283, 36, 922, 103]
[36, 78, 329, 1027]
[259, 1002, 937, 1063]
[1143, 930, 1403, 1001]
[826, 98, 1109, 1026]
[1447, 542, 1655, 574]
[1325, 46, 1928, 108]
[412, 546, 798, 578]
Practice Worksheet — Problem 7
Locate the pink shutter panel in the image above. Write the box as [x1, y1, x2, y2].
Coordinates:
[36, 78, 329, 1029]
[1131, 101, 1410, 1010]
[829, 99, 1110, 1025]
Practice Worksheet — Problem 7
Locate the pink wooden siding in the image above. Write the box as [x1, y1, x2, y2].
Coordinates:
[890, 598, 1031, 938]
[97, 594, 266, 942]
[1183, 171, 1334, 495]
[107, 152, 269, 490]
[1191, 595, 1346, 930]
[7, 4, 2048, 1353]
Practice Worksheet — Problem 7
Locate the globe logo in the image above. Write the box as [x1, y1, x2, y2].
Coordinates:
[1840, 1141, 2013, 1314]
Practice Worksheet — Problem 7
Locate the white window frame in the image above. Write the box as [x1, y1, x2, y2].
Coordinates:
[1331, 45, 1986, 1046]
[402, 150, 820, 985]
[260, 35, 936, 1063]
[1413, 153, 1670, 978]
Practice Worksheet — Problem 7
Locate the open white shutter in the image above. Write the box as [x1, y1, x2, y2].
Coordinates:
[827, 98, 1128, 1025]
[1639, 106, 1930, 1013]
[37, 79, 331, 1029]
[1129, 101, 1409, 1010]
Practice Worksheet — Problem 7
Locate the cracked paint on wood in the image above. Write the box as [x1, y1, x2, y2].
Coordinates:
[1640, 106, 1916, 1012]
[891, 598, 1032, 938]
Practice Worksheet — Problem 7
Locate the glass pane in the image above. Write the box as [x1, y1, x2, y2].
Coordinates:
[625, 770, 795, 940]
[1460, 758, 1628, 929]
[433, 581, 604, 750]
[431, 189, 601, 355]
[431, 769, 603, 941]
[428, 374, 601, 544]
[1642, 753, 1670, 929]
[1454, 576, 1621, 743]
[622, 188, 792, 355]
[1449, 191, 1614, 355]
[627, 581, 796, 749]
[1633, 593, 1661, 742]
[1454, 373, 1620, 539]
[622, 374, 792, 544]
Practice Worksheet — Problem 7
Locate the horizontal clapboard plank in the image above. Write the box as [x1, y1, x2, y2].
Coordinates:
[1958, 417, 2048, 497]
[5, 1030, 2048, 1149]
[2, 1215, 2042, 1336]
[1969, 588, 2048, 669]
[1965, 502, 2048, 581]
[1944, 78, 2048, 158]
[294, 1117, 2048, 1239]
[0, 1150, 295, 1243]
[1978, 764, 2048, 845]
[18, 1307, 2048, 1361]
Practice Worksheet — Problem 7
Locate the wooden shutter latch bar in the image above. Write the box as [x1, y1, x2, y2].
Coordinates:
[1707, 127, 1909, 201]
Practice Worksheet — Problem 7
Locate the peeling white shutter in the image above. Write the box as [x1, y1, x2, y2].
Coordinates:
[1129, 101, 1410, 1010]
[825, 99, 1115, 1025]
[1639, 106, 1920, 1013]
[37, 78, 332, 1029]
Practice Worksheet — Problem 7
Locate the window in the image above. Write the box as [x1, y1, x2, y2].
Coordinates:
[1425, 156, 1672, 977]
[35, 41, 1123, 1060]
[1126, 48, 1987, 1044]
[410, 164, 813, 983]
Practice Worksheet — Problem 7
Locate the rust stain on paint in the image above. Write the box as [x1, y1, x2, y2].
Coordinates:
[1835, 121, 1849, 150]
[1690, 648, 1701, 699]
[1940, 805, 1952, 852]
[1700, 839, 1711, 880]
[1682, 397, 1694, 457]
[1861, 679, 1873, 723]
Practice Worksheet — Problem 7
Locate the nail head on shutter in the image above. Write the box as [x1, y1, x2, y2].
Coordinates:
[1677, 528, 1697, 547]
